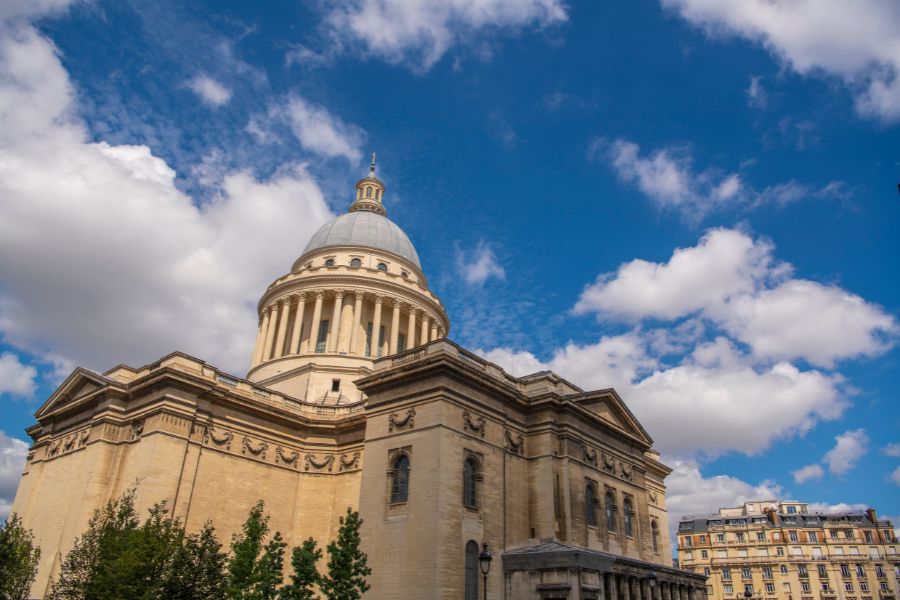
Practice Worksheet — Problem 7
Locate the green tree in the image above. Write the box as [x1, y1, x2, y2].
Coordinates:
[157, 521, 227, 600]
[279, 538, 321, 600]
[227, 501, 289, 600]
[320, 509, 371, 600]
[0, 513, 41, 600]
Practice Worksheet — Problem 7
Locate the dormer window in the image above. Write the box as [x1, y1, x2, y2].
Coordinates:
[325, 258, 335, 267]
[377, 262, 387, 272]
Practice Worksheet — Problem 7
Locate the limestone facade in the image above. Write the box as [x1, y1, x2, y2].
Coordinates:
[11, 162, 704, 599]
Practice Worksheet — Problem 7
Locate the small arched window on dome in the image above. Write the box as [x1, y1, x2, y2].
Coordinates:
[401, 270, 409, 279]
[585, 481, 598, 527]
[390, 454, 410, 503]
[651, 519, 660, 553]
[350, 258, 362, 268]
[376, 189, 381, 200]
[377, 262, 387, 272]
[324, 258, 335, 267]
[366, 186, 373, 198]
[623, 497, 634, 537]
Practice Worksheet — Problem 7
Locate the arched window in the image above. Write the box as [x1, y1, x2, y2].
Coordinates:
[464, 540, 479, 600]
[651, 519, 660, 553]
[366, 186, 373, 198]
[377, 262, 387, 272]
[585, 482, 598, 527]
[350, 258, 362, 268]
[324, 258, 335, 267]
[390, 454, 409, 503]
[606, 490, 617, 533]
[376, 189, 381, 200]
[401, 270, 409, 279]
[463, 458, 479, 507]
[624, 497, 634, 537]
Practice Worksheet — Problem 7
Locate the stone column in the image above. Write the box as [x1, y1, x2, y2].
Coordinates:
[420, 315, 430, 345]
[252, 308, 270, 366]
[263, 302, 280, 361]
[389, 299, 401, 354]
[371, 296, 383, 357]
[307, 292, 324, 353]
[273, 298, 290, 359]
[406, 306, 417, 349]
[288, 293, 306, 355]
[327, 291, 344, 353]
[349, 292, 363, 355]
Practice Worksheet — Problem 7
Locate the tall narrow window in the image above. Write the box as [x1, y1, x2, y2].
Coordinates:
[365, 322, 373, 356]
[585, 482, 598, 527]
[315, 320, 329, 353]
[398, 333, 407, 353]
[606, 490, 617, 533]
[463, 458, 479, 507]
[366, 186, 373, 198]
[624, 497, 634, 537]
[651, 519, 660, 553]
[464, 540, 479, 600]
[390, 454, 409, 503]
[377, 326, 385, 358]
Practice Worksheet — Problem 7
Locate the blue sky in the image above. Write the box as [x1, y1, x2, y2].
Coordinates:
[1, 0, 899, 538]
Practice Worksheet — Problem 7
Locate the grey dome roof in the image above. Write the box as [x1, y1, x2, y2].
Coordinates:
[303, 211, 421, 268]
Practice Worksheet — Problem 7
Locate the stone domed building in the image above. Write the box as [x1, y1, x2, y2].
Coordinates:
[11, 160, 704, 600]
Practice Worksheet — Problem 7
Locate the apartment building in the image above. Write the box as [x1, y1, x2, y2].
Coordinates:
[677, 501, 899, 600]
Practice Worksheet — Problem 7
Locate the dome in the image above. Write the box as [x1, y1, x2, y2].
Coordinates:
[303, 210, 421, 268]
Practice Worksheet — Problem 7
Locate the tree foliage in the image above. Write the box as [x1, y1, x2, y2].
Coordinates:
[279, 538, 321, 600]
[0, 513, 41, 600]
[320, 508, 371, 600]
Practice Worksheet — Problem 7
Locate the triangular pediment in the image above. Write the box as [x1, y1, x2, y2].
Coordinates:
[571, 389, 653, 447]
[35, 368, 118, 419]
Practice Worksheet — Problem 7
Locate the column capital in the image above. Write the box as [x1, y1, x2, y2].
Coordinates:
[293, 292, 307, 301]
[374, 295, 384, 305]
[389, 297, 402, 309]
[277, 296, 289, 306]
[333, 289, 345, 299]
[314, 291, 325, 300]
[405, 304, 419, 316]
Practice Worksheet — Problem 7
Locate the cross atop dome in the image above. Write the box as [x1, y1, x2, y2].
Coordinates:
[351, 152, 387, 216]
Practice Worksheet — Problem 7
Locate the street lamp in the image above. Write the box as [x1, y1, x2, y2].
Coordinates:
[479, 543, 493, 600]
[744, 588, 753, 600]
[647, 571, 658, 600]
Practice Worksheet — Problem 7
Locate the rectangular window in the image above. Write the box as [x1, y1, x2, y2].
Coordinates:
[792, 546, 803, 556]
[780, 565, 788, 575]
[683, 536, 693, 547]
[812, 547, 824, 559]
[868, 547, 880, 559]
[864, 531, 873, 542]
[831, 530, 839, 539]
[757, 532, 766, 541]
[850, 546, 859, 555]
[742, 567, 752, 579]
[841, 565, 851, 578]
[818, 565, 828, 578]
[766, 583, 775, 594]
[738, 549, 749, 558]
[821, 583, 831, 592]
[737, 532, 745, 542]
[315, 319, 329, 353]
[845, 582, 854, 592]
[860, 582, 869, 592]
[724, 585, 733, 594]
[777, 547, 785, 556]
[684, 551, 694, 560]
[788, 506, 797, 514]
[798, 565, 809, 577]
[763, 567, 773, 579]
[397, 333, 406, 352]
[773, 531, 782, 540]
[789, 531, 799, 542]
[701, 550, 708, 559]
[880, 582, 888, 592]
[704, 567, 711, 577]
[744, 584, 753, 595]
[834, 547, 844, 555]
[758, 548, 769, 557]
[717, 534, 726, 543]
[875, 565, 885, 578]
[331, 379, 340, 393]
[801, 582, 811, 593]
[722, 568, 732, 580]
[809, 531, 818, 542]
[699, 535, 707, 543]
[717, 550, 727, 558]
[856, 565, 865, 577]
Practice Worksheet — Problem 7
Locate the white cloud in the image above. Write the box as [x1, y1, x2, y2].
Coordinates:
[823, 429, 868, 475]
[0, 352, 36, 397]
[284, 96, 365, 162]
[890, 467, 900, 487]
[660, 0, 900, 123]
[0, 22, 335, 376]
[0, 0, 71, 22]
[597, 138, 848, 221]
[323, 0, 567, 71]
[882, 442, 900, 457]
[0, 431, 28, 520]
[187, 74, 232, 107]
[746, 75, 767, 109]
[792, 463, 824, 484]
[575, 228, 897, 368]
[457, 241, 506, 285]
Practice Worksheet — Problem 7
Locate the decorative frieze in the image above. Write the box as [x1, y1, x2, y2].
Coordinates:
[340, 451, 361, 471]
[304, 453, 335, 472]
[242, 436, 269, 459]
[276, 446, 300, 466]
[581, 441, 598, 467]
[388, 408, 416, 432]
[203, 427, 233, 450]
[462, 410, 486, 437]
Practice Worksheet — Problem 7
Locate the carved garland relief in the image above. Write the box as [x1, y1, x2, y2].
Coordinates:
[504, 429, 524, 455]
[304, 453, 335, 472]
[340, 451, 361, 471]
[388, 408, 416, 432]
[462, 410, 486, 437]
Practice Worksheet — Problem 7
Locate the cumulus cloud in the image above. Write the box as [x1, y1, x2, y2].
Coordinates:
[575, 228, 897, 368]
[882, 442, 900, 457]
[187, 74, 232, 107]
[322, 0, 568, 71]
[457, 241, 506, 285]
[792, 463, 824, 484]
[284, 96, 365, 162]
[0, 20, 334, 376]
[890, 467, 900, 487]
[595, 138, 847, 221]
[0, 352, 36, 397]
[823, 429, 868, 475]
[0, 431, 28, 520]
[660, 0, 900, 123]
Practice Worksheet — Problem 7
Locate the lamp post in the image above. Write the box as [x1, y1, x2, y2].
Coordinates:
[479, 543, 493, 600]
[647, 571, 658, 600]
[744, 588, 753, 600]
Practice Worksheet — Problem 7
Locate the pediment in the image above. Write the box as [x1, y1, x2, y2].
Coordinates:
[35, 368, 116, 419]
[571, 389, 653, 447]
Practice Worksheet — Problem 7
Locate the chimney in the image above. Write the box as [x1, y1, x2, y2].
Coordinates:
[865, 507, 877, 524]
[764, 507, 777, 525]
